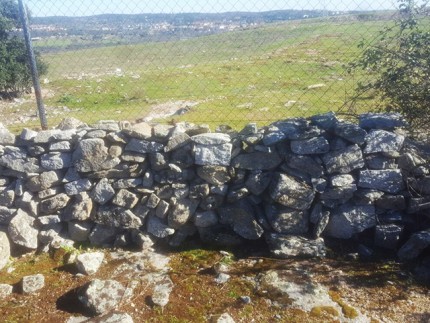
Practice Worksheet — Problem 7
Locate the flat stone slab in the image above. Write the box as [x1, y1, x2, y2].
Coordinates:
[266, 234, 326, 258]
[363, 130, 405, 155]
[358, 169, 404, 194]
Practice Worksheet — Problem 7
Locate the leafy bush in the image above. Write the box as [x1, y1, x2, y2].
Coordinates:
[348, 0, 430, 130]
[0, 0, 47, 98]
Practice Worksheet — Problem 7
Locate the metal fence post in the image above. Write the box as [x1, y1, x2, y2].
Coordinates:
[18, 0, 48, 130]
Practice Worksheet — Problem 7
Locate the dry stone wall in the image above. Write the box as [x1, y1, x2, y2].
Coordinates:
[0, 112, 430, 267]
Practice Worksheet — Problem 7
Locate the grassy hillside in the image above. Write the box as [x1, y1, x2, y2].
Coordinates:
[35, 16, 392, 129]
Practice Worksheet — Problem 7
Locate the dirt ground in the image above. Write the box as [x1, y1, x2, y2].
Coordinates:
[0, 241, 429, 323]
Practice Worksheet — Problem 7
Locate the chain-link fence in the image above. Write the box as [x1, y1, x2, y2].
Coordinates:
[2, 0, 409, 130]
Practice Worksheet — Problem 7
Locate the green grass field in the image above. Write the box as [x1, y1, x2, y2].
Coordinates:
[30, 15, 396, 129]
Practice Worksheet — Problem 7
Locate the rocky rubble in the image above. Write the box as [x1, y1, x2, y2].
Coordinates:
[0, 112, 429, 269]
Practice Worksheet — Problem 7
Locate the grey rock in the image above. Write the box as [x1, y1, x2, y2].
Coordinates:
[219, 201, 264, 240]
[310, 111, 338, 130]
[245, 171, 272, 195]
[270, 173, 315, 210]
[165, 133, 191, 152]
[91, 178, 115, 205]
[191, 133, 230, 145]
[106, 131, 127, 144]
[270, 118, 321, 140]
[20, 274, 44, 294]
[65, 179, 92, 195]
[37, 215, 62, 227]
[358, 169, 404, 194]
[408, 197, 430, 213]
[147, 215, 175, 238]
[79, 279, 126, 315]
[196, 166, 231, 185]
[0, 284, 13, 298]
[41, 152, 72, 170]
[63, 192, 93, 221]
[320, 184, 357, 200]
[232, 152, 281, 170]
[0, 231, 10, 270]
[68, 221, 93, 242]
[194, 210, 218, 227]
[313, 211, 330, 238]
[34, 129, 75, 143]
[38, 187, 61, 199]
[324, 204, 376, 239]
[151, 279, 173, 307]
[353, 189, 385, 206]
[57, 117, 86, 130]
[291, 136, 330, 155]
[168, 198, 199, 229]
[0, 201, 14, 221]
[262, 129, 286, 146]
[125, 138, 163, 153]
[49, 141, 72, 152]
[365, 154, 397, 170]
[112, 189, 139, 209]
[153, 200, 169, 218]
[375, 195, 406, 210]
[147, 193, 160, 209]
[363, 130, 405, 155]
[26, 171, 62, 192]
[359, 113, 406, 129]
[153, 124, 174, 139]
[322, 144, 364, 174]
[20, 128, 38, 140]
[8, 209, 38, 249]
[0, 128, 16, 145]
[215, 273, 231, 284]
[40, 193, 70, 214]
[15, 191, 38, 216]
[216, 313, 236, 323]
[287, 155, 324, 177]
[85, 130, 107, 139]
[88, 224, 119, 247]
[398, 152, 427, 171]
[123, 122, 152, 139]
[0, 154, 40, 174]
[76, 252, 105, 275]
[311, 178, 327, 193]
[398, 230, 430, 261]
[194, 143, 232, 166]
[94, 206, 142, 229]
[330, 174, 355, 187]
[409, 176, 430, 195]
[334, 122, 367, 144]
[63, 167, 81, 183]
[265, 204, 309, 234]
[374, 224, 403, 249]
[266, 234, 326, 258]
[73, 139, 120, 172]
[112, 178, 142, 189]
[0, 189, 14, 207]
[92, 120, 120, 131]
[121, 152, 146, 163]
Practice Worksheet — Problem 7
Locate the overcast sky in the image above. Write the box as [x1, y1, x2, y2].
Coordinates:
[27, 0, 399, 17]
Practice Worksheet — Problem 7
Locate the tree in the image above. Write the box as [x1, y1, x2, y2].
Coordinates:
[0, 0, 47, 98]
[348, 0, 430, 130]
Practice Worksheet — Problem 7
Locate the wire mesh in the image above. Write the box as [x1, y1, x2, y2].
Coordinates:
[1, 0, 422, 130]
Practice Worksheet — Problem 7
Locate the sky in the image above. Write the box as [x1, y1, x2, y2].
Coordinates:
[26, 0, 399, 17]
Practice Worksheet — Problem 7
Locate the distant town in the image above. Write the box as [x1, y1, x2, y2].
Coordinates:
[29, 10, 359, 52]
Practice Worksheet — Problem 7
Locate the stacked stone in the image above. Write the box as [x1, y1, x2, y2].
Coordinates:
[0, 113, 429, 266]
